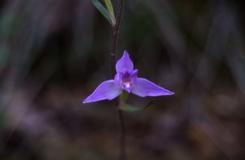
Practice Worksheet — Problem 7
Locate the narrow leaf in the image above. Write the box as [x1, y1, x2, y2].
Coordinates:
[91, 0, 112, 24]
[103, 0, 116, 26]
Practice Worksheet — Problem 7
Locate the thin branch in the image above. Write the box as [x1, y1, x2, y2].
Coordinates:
[118, 109, 126, 160]
[111, 0, 125, 75]
[110, 0, 126, 160]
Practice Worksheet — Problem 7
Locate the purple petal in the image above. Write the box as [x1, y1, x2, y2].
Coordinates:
[116, 50, 134, 73]
[132, 78, 174, 97]
[83, 80, 121, 103]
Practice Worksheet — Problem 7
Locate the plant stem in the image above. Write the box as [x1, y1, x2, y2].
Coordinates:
[111, 0, 124, 73]
[118, 93, 127, 160]
[118, 109, 126, 160]
[110, 0, 126, 160]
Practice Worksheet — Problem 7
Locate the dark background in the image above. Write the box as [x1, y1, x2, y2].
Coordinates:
[0, 0, 245, 160]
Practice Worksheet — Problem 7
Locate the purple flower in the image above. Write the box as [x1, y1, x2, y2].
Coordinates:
[83, 50, 174, 103]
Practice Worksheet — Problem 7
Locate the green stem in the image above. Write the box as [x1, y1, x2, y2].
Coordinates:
[118, 109, 126, 160]
[111, 0, 124, 76]
[110, 0, 126, 159]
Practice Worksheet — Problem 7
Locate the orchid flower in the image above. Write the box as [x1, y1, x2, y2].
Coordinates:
[83, 50, 174, 103]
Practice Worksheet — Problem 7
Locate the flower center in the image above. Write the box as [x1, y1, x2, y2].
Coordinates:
[123, 81, 131, 89]
[120, 72, 135, 92]
[114, 70, 138, 93]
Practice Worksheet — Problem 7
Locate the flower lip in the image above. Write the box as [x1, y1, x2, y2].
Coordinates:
[123, 82, 132, 92]
[124, 82, 131, 88]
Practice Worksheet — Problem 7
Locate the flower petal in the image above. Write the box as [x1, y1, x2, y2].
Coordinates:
[132, 78, 174, 97]
[116, 50, 134, 73]
[83, 80, 121, 103]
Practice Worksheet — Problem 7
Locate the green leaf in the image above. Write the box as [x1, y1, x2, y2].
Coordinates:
[119, 104, 142, 112]
[103, 0, 116, 25]
[91, 0, 112, 25]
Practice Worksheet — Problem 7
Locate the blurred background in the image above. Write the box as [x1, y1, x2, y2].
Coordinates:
[0, 0, 245, 159]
